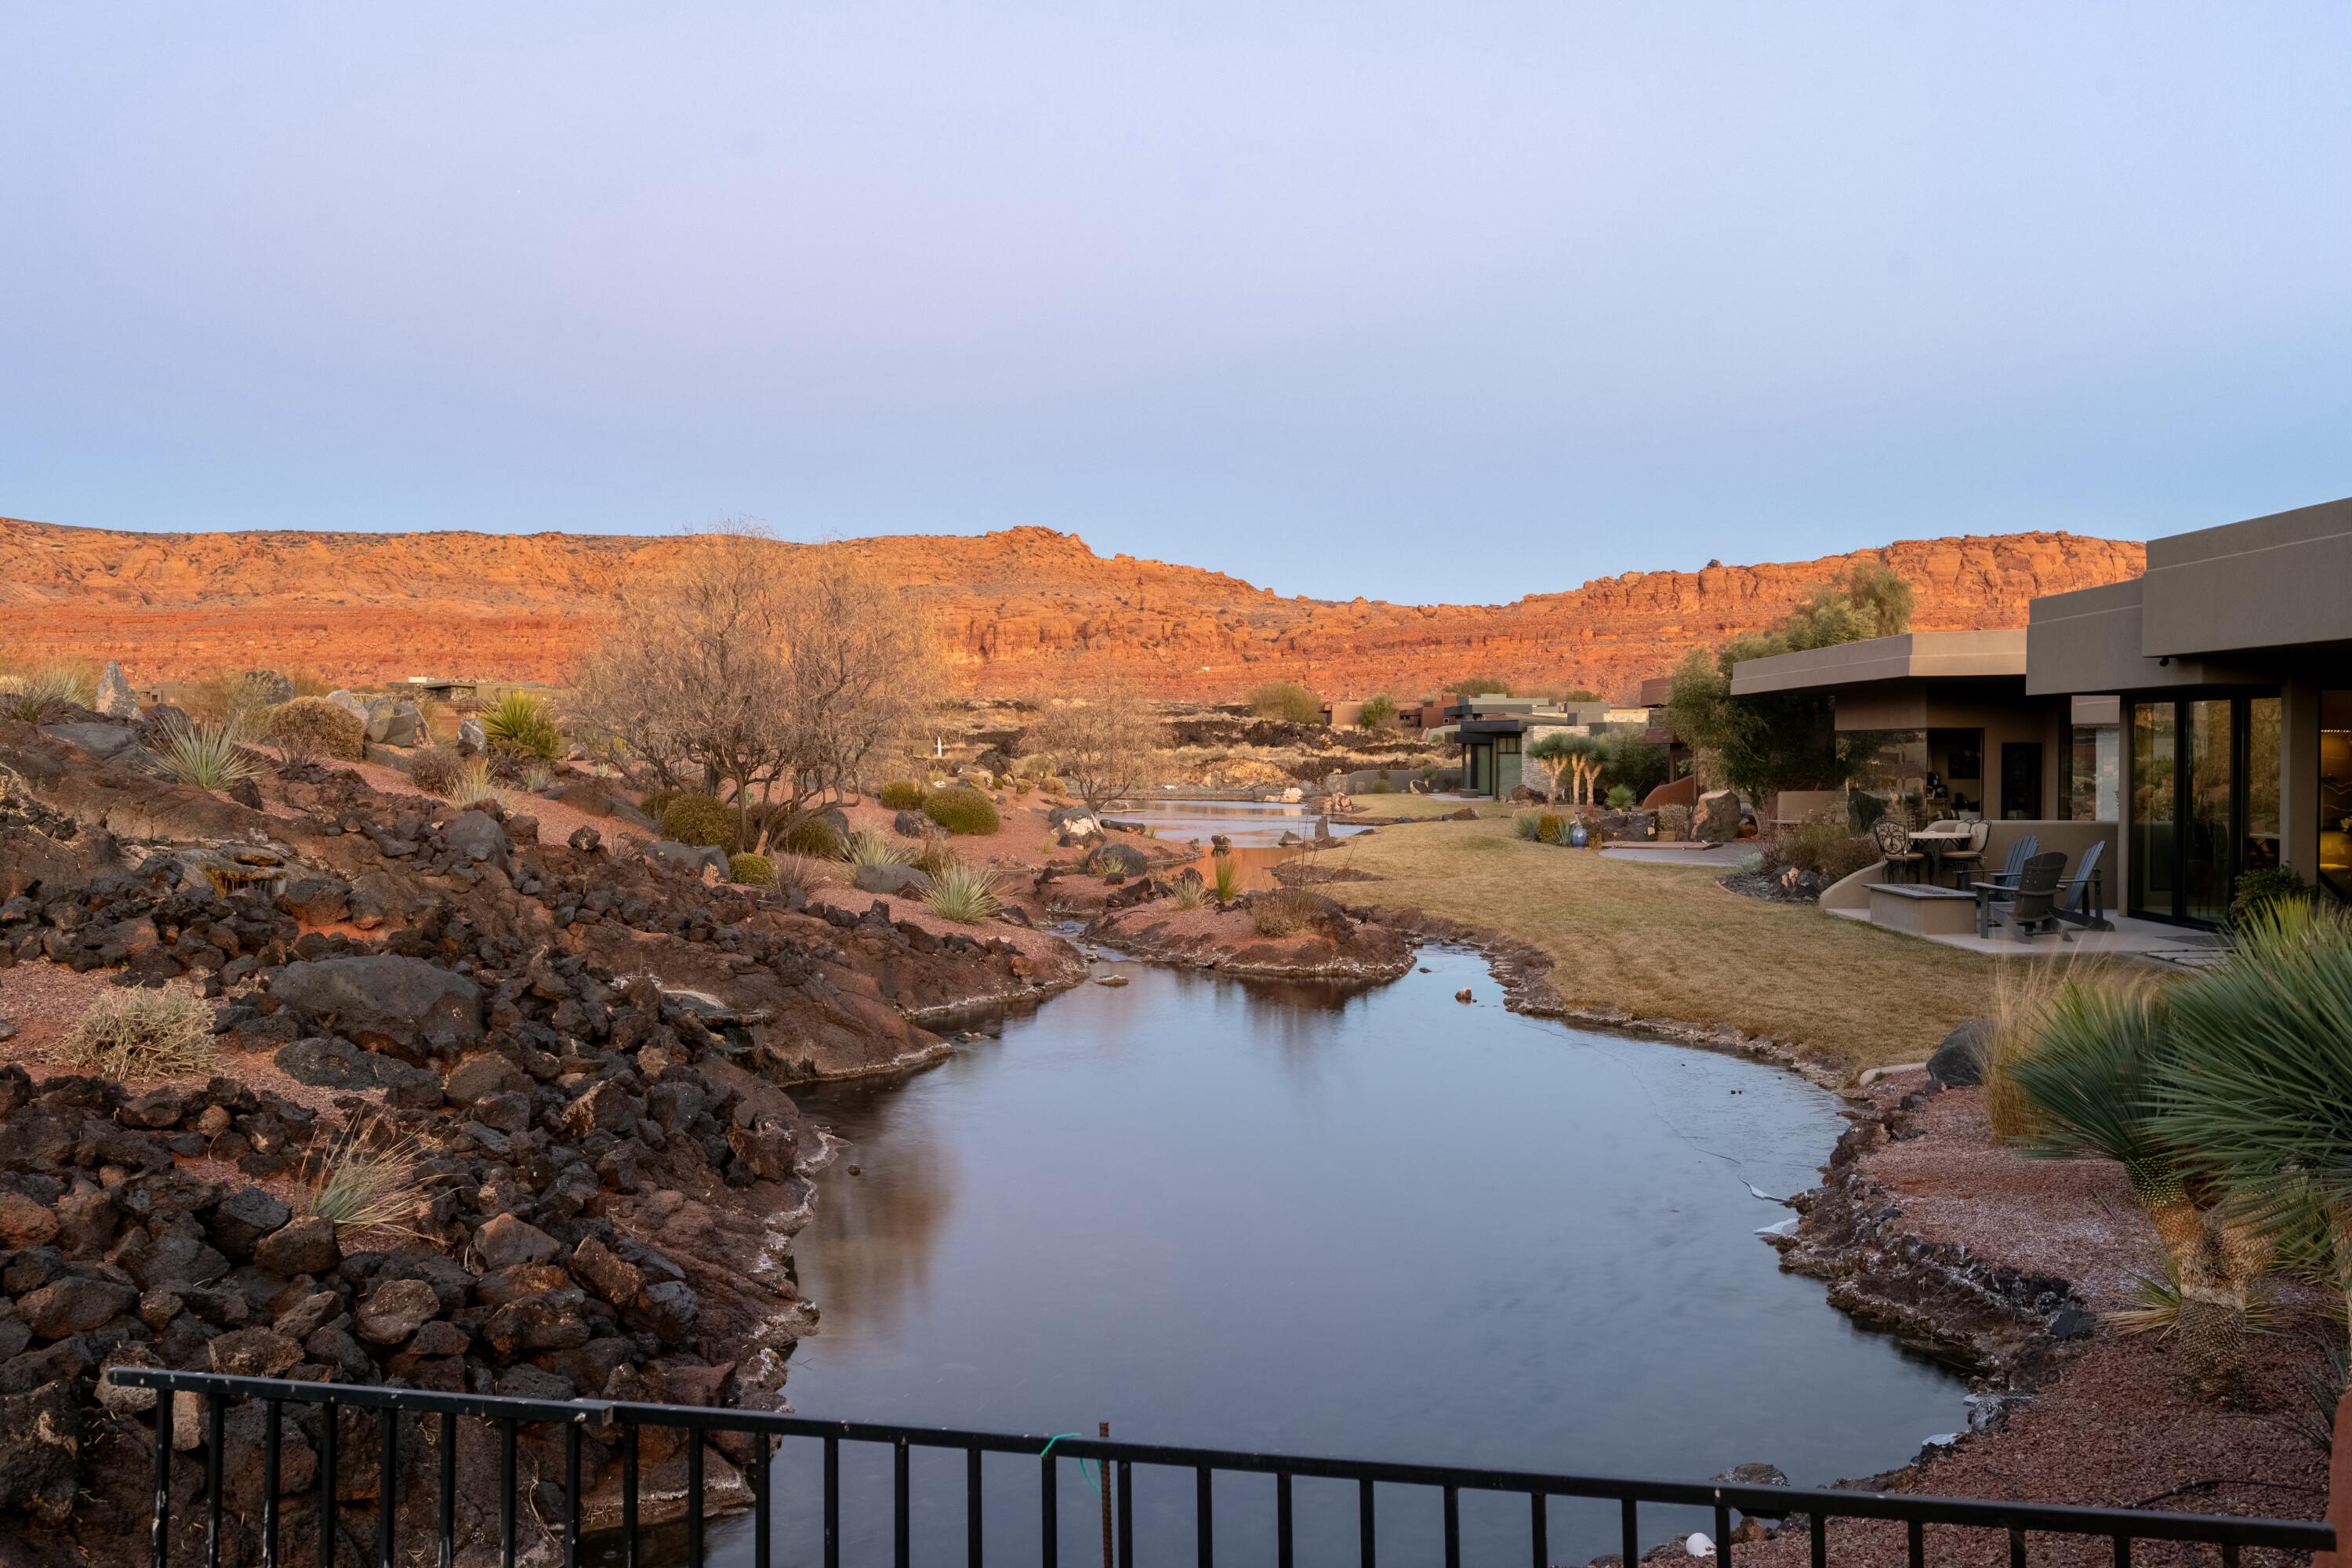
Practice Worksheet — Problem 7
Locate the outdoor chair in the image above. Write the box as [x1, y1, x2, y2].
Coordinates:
[2053, 840, 2110, 929]
[1980, 833, 2039, 891]
[1926, 818, 1961, 833]
[1872, 819, 1925, 884]
[1976, 851, 2067, 941]
[1937, 820, 1991, 886]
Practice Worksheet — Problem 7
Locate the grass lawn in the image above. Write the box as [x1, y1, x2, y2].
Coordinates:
[1336, 793, 1505, 820]
[1341, 815, 1996, 1077]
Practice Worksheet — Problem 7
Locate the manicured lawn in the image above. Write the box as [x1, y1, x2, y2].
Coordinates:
[1341, 816, 1996, 1077]
[1336, 793, 1506, 820]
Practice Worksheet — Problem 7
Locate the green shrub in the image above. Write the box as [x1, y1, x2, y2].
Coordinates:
[481, 691, 564, 762]
[661, 792, 736, 848]
[1537, 812, 1569, 845]
[407, 746, 466, 797]
[269, 697, 365, 762]
[2230, 866, 2310, 927]
[1606, 783, 1636, 809]
[154, 720, 263, 793]
[1762, 813, 1876, 880]
[775, 814, 844, 858]
[1247, 681, 1323, 724]
[1356, 695, 1398, 729]
[923, 787, 1000, 836]
[911, 833, 960, 880]
[877, 780, 926, 810]
[924, 862, 1004, 924]
[728, 852, 774, 886]
[56, 981, 214, 1077]
[1370, 775, 1391, 793]
[1170, 876, 1210, 910]
[1514, 811, 1542, 841]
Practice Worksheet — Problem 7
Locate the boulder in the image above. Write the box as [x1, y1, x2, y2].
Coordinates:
[0, 1192, 59, 1249]
[381, 701, 424, 747]
[276, 876, 352, 926]
[253, 1216, 339, 1276]
[853, 863, 934, 898]
[206, 1326, 304, 1378]
[1693, 789, 1743, 844]
[355, 1278, 441, 1345]
[18, 1276, 136, 1338]
[727, 1113, 799, 1181]
[94, 660, 139, 718]
[325, 690, 371, 726]
[441, 811, 509, 866]
[207, 1187, 292, 1260]
[474, 1214, 561, 1271]
[457, 717, 487, 755]
[1927, 1020, 1991, 1087]
[645, 840, 728, 880]
[0, 1380, 81, 1522]
[443, 1053, 528, 1105]
[891, 809, 930, 838]
[626, 1279, 699, 1345]
[274, 1036, 379, 1091]
[269, 956, 482, 1053]
[1083, 840, 1150, 878]
[568, 1236, 644, 1308]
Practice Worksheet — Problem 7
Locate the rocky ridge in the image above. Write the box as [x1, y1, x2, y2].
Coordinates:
[0, 517, 2145, 700]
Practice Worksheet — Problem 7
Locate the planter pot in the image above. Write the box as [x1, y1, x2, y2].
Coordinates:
[1568, 823, 1589, 848]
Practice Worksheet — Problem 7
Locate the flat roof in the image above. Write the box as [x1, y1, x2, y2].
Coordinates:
[1729, 630, 2027, 697]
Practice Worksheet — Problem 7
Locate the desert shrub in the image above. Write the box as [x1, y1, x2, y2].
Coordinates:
[910, 833, 960, 880]
[1738, 850, 1766, 876]
[1762, 813, 1876, 881]
[448, 759, 502, 810]
[1170, 876, 1210, 910]
[56, 982, 214, 1078]
[728, 852, 774, 886]
[1247, 681, 1323, 724]
[923, 787, 1000, 836]
[407, 746, 467, 797]
[1657, 803, 1692, 840]
[1249, 886, 1325, 938]
[154, 719, 262, 793]
[182, 669, 292, 729]
[1356, 695, 1398, 729]
[1210, 855, 1241, 902]
[1537, 812, 1568, 845]
[1370, 775, 1391, 793]
[843, 827, 909, 868]
[1514, 811, 1543, 841]
[775, 813, 844, 858]
[302, 1116, 423, 1235]
[482, 690, 564, 762]
[1453, 677, 1509, 697]
[661, 792, 736, 848]
[269, 696, 365, 762]
[1983, 958, 2100, 1142]
[877, 780, 926, 810]
[2230, 866, 2310, 928]
[1606, 783, 1636, 809]
[924, 862, 1004, 924]
[0, 663, 89, 724]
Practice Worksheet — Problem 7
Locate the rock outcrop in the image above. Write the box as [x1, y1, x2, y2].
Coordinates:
[0, 516, 2144, 701]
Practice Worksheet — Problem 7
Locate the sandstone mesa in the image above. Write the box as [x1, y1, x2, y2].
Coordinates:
[0, 516, 2145, 699]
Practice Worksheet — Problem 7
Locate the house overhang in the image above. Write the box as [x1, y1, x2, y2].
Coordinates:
[1729, 630, 2027, 699]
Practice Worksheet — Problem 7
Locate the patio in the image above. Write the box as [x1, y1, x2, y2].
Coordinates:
[1824, 901, 2226, 964]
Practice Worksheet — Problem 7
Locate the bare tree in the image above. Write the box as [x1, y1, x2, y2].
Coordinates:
[1028, 670, 1163, 812]
[570, 528, 938, 848]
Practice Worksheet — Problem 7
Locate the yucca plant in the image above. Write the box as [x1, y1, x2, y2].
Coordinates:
[2157, 902, 2352, 1363]
[0, 665, 87, 724]
[302, 1116, 426, 1236]
[154, 718, 263, 793]
[924, 862, 1003, 924]
[1514, 811, 1542, 841]
[842, 826, 910, 869]
[448, 757, 503, 810]
[481, 690, 564, 762]
[1170, 876, 1210, 910]
[2009, 972, 2267, 1392]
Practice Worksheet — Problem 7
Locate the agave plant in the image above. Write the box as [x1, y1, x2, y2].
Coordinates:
[154, 717, 263, 792]
[2157, 902, 2352, 1362]
[924, 861, 1003, 924]
[2009, 972, 2268, 1392]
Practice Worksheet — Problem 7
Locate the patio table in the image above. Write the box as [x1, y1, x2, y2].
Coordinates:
[1907, 828, 1970, 886]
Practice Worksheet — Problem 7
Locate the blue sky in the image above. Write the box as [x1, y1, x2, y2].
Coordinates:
[2, 4, 2346, 603]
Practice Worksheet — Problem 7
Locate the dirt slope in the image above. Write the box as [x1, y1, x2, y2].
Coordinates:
[0, 515, 2144, 699]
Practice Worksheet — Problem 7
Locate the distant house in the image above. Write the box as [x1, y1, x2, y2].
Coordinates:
[1445, 696, 1631, 798]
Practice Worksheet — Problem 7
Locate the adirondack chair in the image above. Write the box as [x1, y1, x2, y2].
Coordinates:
[1982, 833, 2039, 891]
[1976, 851, 2067, 940]
[2053, 840, 2111, 929]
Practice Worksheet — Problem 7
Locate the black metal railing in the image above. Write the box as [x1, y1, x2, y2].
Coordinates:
[112, 1368, 2331, 1568]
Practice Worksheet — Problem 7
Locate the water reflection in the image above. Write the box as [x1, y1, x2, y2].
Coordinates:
[681, 948, 1965, 1566]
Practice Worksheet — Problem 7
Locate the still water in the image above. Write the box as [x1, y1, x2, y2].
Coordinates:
[1112, 797, 1373, 892]
[688, 946, 1965, 1566]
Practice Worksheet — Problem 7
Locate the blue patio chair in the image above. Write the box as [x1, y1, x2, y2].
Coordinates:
[1986, 833, 2038, 889]
[2054, 840, 2110, 929]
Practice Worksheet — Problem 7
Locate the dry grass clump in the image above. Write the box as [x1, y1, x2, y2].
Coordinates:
[269, 696, 366, 763]
[924, 861, 1004, 924]
[301, 1116, 426, 1235]
[55, 982, 215, 1078]
[1984, 954, 2139, 1141]
[1249, 885, 1327, 938]
[447, 758, 503, 809]
[1170, 876, 1211, 910]
[0, 664, 89, 724]
[843, 827, 909, 869]
[407, 746, 467, 797]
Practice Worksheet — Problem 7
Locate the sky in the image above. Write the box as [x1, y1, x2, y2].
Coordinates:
[2, 5, 2347, 604]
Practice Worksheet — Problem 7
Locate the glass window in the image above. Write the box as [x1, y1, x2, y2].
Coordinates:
[2130, 702, 2176, 917]
[2183, 699, 2235, 925]
[2322, 690, 2352, 902]
[2245, 696, 2281, 874]
[2068, 724, 2120, 821]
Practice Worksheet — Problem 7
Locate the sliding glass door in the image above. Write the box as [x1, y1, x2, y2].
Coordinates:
[2129, 693, 2281, 925]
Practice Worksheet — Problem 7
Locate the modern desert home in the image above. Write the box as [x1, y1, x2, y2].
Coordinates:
[1730, 497, 2349, 931]
[2027, 495, 2351, 921]
[1443, 697, 1620, 798]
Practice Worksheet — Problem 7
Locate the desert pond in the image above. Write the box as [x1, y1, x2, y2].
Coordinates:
[675, 946, 1968, 1566]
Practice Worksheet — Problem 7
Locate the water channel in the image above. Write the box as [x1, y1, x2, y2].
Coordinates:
[677, 938, 1968, 1566]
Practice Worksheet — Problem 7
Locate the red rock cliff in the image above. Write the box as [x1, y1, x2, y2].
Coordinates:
[0, 517, 2143, 701]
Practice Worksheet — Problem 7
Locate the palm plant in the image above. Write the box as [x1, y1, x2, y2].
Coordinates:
[154, 717, 263, 792]
[924, 861, 1003, 924]
[2009, 973, 2267, 1391]
[2156, 902, 2352, 1362]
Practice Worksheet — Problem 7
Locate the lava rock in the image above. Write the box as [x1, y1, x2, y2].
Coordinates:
[852, 863, 934, 899]
[1928, 1020, 1991, 1087]
[356, 1278, 441, 1345]
[207, 1187, 293, 1260]
[270, 955, 483, 1054]
[474, 1214, 561, 1271]
[0, 1380, 82, 1521]
[253, 1216, 339, 1276]
[206, 1326, 305, 1378]
[17, 1276, 136, 1338]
